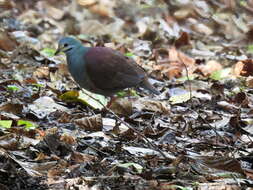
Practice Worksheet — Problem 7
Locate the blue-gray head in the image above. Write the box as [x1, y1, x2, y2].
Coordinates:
[55, 37, 83, 55]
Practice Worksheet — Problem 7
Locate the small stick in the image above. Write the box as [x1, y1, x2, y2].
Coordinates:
[178, 52, 192, 100]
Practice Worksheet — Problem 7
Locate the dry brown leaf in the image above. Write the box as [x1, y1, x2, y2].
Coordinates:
[189, 19, 213, 35]
[70, 151, 96, 163]
[58, 112, 73, 123]
[175, 32, 190, 48]
[57, 63, 69, 77]
[154, 64, 181, 78]
[0, 103, 23, 115]
[0, 0, 15, 9]
[224, 0, 236, 10]
[174, 8, 194, 20]
[47, 168, 65, 178]
[60, 134, 76, 145]
[155, 47, 195, 79]
[232, 92, 249, 107]
[35, 153, 48, 161]
[217, 101, 238, 113]
[246, 76, 253, 88]
[74, 114, 102, 131]
[198, 183, 241, 190]
[0, 133, 19, 150]
[0, 31, 18, 51]
[108, 98, 133, 116]
[77, 0, 97, 7]
[177, 49, 195, 66]
[17, 10, 40, 25]
[168, 47, 179, 61]
[119, 129, 136, 140]
[23, 77, 38, 85]
[45, 3, 64, 20]
[33, 67, 49, 79]
[202, 156, 244, 174]
[36, 1, 65, 20]
[199, 60, 223, 76]
[133, 98, 170, 114]
[234, 59, 253, 77]
[78, 0, 114, 17]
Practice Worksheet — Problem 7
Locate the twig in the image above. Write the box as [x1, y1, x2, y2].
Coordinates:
[79, 140, 110, 157]
[178, 52, 192, 100]
[81, 89, 168, 159]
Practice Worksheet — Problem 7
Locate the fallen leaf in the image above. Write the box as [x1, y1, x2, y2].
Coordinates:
[108, 98, 133, 116]
[70, 151, 96, 163]
[117, 163, 143, 174]
[17, 120, 38, 130]
[78, 89, 108, 110]
[0, 31, 17, 51]
[28, 96, 68, 119]
[33, 67, 49, 79]
[210, 68, 231, 80]
[169, 92, 191, 104]
[199, 60, 223, 77]
[234, 59, 253, 77]
[133, 98, 170, 113]
[75, 114, 102, 131]
[0, 120, 12, 129]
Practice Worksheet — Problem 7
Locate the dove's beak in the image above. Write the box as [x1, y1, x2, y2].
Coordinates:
[55, 44, 68, 55]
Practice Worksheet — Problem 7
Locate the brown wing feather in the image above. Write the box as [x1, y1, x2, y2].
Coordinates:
[85, 47, 146, 91]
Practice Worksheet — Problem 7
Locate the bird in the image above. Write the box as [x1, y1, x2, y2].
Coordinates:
[55, 37, 160, 97]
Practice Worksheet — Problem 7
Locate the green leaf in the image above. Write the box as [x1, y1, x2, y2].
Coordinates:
[7, 85, 19, 92]
[17, 120, 37, 130]
[31, 83, 44, 88]
[124, 52, 134, 57]
[30, 83, 44, 92]
[116, 91, 128, 97]
[129, 89, 138, 96]
[78, 89, 108, 110]
[116, 89, 138, 97]
[240, 0, 247, 6]
[40, 48, 56, 57]
[210, 68, 231, 80]
[0, 120, 12, 128]
[247, 44, 253, 54]
[59, 90, 79, 102]
[60, 90, 108, 110]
